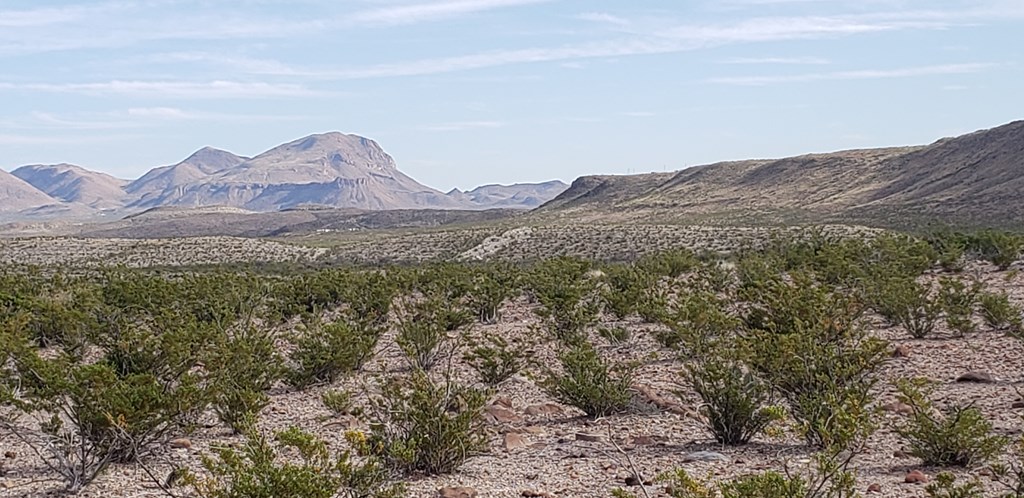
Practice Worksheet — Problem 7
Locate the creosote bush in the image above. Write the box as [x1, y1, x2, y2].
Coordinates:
[896, 380, 1007, 467]
[685, 354, 782, 446]
[978, 290, 1023, 332]
[395, 296, 465, 371]
[362, 371, 488, 476]
[287, 315, 382, 389]
[542, 340, 635, 417]
[462, 330, 529, 386]
[207, 325, 285, 433]
[185, 419, 404, 498]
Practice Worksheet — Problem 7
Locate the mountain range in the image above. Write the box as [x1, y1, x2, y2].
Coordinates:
[0, 133, 568, 220]
[538, 120, 1024, 229]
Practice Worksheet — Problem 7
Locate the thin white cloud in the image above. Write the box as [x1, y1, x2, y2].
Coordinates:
[708, 63, 996, 85]
[350, 0, 552, 26]
[0, 80, 321, 98]
[623, 111, 657, 117]
[419, 121, 506, 132]
[721, 56, 831, 64]
[577, 12, 631, 26]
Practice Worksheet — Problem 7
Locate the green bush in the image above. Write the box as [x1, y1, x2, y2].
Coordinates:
[541, 341, 635, 417]
[896, 380, 1007, 467]
[966, 230, 1023, 270]
[465, 263, 519, 324]
[287, 316, 381, 389]
[185, 420, 404, 498]
[743, 274, 885, 449]
[637, 248, 698, 278]
[462, 331, 529, 386]
[321, 389, 360, 417]
[866, 277, 940, 338]
[938, 277, 981, 336]
[978, 290, 1023, 332]
[528, 257, 601, 342]
[395, 296, 461, 371]
[362, 371, 488, 476]
[719, 471, 809, 498]
[685, 355, 781, 445]
[600, 263, 655, 320]
[656, 290, 736, 352]
[206, 326, 285, 432]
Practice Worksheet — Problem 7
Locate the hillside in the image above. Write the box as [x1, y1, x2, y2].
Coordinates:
[539, 120, 1024, 228]
[0, 169, 59, 213]
[12, 163, 128, 210]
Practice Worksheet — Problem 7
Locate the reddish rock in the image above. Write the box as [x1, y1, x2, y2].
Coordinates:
[881, 402, 914, 415]
[868, 483, 882, 493]
[893, 344, 911, 358]
[522, 491, 555, 497]
[168, 438, 192, 449]
[524, 403, 564, 417]
[438, 487, 478, 498]
[504, 432, 528, 450]
[905, 470, 929, 484]
[485, 405, 523, 424]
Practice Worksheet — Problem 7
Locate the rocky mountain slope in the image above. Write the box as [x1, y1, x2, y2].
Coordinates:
[1, 133, 567, 220]
[12, 163, 128, 210]
[539, 120, 1024, 228]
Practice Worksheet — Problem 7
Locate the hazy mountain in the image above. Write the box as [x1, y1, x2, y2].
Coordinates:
[126, 147, 248, 206]
[12, 163, 128, 209]
[539, 120, 1024, 228]
[0, 169, 59, 213]
[449, 180, 569, 209]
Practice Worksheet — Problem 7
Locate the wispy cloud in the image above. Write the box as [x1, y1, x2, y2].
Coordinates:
[720, 56, 830, 64]
[0, 80, 322, 98]
[419, 121, 506, 132]
[350, 0, 552, 26]
[622, 111, 657, 117]
[577, 12, 631, 26]
[708, 63, 996, 85]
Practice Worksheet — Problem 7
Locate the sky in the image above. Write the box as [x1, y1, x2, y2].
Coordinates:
[0, 0, 1022, 191]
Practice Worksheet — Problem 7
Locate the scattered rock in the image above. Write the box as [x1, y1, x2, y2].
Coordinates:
[682, 451, 730, 463]
[624, 474, 652, 486]
[881, 402, 914, 415]
[634, 384, 693, 416]
[522, 491, 556, 498]
[956, 372, 997, 383]
[867, 483, 882, 493]
[438, 486, 478, 498]
[492, 396, 514, 409]
[485, 405, 524, 424]
[524, 403, 563, 417]
[575, 433, 603, 442]
[504, 432, 528, 450]
[168, 438, 192, 449]
[905, 470, 929, 484]
[3, 451, 14, 460]
[631, 435, 657, 446]
[892, 344, 911, 358]
[1012, 401, 1024, 409]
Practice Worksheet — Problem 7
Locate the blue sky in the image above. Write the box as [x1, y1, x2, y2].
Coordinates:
[1, 0, 1022, 190]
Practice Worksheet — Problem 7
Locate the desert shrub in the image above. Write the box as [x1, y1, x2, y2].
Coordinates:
[287, 316, 382, 389]
[185, 421, 404, 498]
[743, 274, 885, 449]
[206, 325, 285, 432]
[322, 389, 360, 417]
[938, 277, 981, 336]
[896, 380, 1007, 467]
[465, 263, 519, 324]
[362, 371, 488, 476]
[978, 290, 1023, 332]
[600, 263, 655, 320]
[637, 248, 697, 278]
[926, 230, 967, 272]
[462, 331, 529, 386]
[685, 354, 782, 445]
[924, 473, 983, 498]
[719, 471, 809, 498]
[990, 438, 1024, 497]
[966, 230, 1023, 270]
[866, 277, 940, 338]
[541, 341, 635, 417]
[650, 458, 856, 498]
[656, 290, 736, 352]
[395, 296, 463, 371]
[528, 256, 601, 342]
[597, 325, 631, 344]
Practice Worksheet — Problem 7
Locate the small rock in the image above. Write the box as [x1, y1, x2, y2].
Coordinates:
[575, 432, 603, 442]
[504, 432, 528, 450]
[956, 372, 997, 383]
[492, 396, 514, 409]
[881, 402, 914, 415]
[893, 344, 911, 358]
[522, 491, 555, 498]
[682, 451, 730, 463]
[3, 451, 14, 460]
[438, 486, 478, 498]
[485, 405, 524, 424]
[625, 475, 642, 486]
[905, 470, 929, 484]
[524, 403, 563, 417]
[867, 483, 882, 493]
[1012, 401, 1024, 409]
[979, 468, 994, 477]
[631, 435, 657, 446]
[168, 438, 192, 449]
